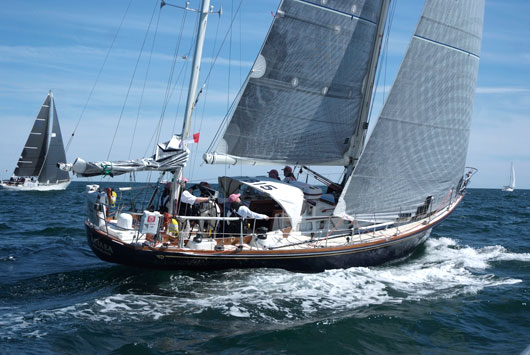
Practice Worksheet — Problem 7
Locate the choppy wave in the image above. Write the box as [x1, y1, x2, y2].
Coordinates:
[1, 237, 526, 341]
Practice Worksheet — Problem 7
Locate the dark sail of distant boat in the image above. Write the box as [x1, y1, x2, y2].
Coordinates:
[1, 90, 70, 191]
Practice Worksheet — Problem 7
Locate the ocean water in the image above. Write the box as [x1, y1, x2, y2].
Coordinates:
[1, 182, 529, 354]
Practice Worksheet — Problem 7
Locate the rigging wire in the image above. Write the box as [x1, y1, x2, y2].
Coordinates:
[107, 0, 165, 160]
[239, 1, 242, 87]
[181, 0, 243, 181]
[237, 0, 243, 177]
[142, 38, 197, 158]
[128, 0, 163, 162]
[345, 1, 396, 187]
[199, 0, 244, 97]
[203, 0, 244, 154]
[382, 0, 397, 105]
[188, 12, 222, 181]
[143, 6, 192, 158]
[65, 0, 134, 153]
[170, 37, 196, 134]
[170, 60, 191, 134]
[367, 0, 397, 125]
[227, 0, 233, 113]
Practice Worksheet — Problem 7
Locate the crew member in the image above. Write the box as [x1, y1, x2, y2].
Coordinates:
[282, 166, 296, 182]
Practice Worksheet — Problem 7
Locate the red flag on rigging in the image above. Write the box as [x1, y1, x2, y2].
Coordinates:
[183, 132, 200, 145]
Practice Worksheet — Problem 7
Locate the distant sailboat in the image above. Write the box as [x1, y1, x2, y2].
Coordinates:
[502, 162, 515, 192]
[1, 91, 70, 191]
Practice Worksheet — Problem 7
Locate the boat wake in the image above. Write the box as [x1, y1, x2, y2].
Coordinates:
[1, 237, 528, 340]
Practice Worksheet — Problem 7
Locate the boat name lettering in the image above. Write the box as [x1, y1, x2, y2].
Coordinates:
[251, 182, 278, 191]
[91, 236, 113, 256]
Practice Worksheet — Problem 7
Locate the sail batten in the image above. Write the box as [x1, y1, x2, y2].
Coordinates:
[413, 34, 480, 58]
[335, 0, 485, 220]
[14, 95, 51, 177]
[292, 0, 378, 24]
[211, 0, 386, 166]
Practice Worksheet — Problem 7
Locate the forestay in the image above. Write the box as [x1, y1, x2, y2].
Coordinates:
[335, 0, 485, 220]
[210, 0, 386, 166]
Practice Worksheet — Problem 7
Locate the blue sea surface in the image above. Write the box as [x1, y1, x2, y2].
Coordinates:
[1, 183, 529, 354]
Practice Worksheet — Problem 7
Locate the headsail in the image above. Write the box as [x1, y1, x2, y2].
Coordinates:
[38, 96, 70, 183]
[14, 94, 51, 177]
[335, 0, 485, 220]
[208, 0, 387, 166]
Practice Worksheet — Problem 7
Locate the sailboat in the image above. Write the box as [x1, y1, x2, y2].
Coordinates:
[1, 91, 70, 191]
[61, 0, 484, 271]
[502, 162, 515, 192]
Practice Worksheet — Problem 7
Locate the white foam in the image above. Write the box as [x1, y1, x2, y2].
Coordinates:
[1, 237, 527, 339]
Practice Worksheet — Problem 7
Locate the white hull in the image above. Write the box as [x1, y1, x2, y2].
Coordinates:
[502, 186, 514, 192]
[0, 180, 71, 191]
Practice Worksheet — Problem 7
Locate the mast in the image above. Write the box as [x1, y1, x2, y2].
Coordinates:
[181, 0, 211, 140]
[167, 0, 214, 215]
[36, 89, 54, 181]
[342, 0, 390, 184]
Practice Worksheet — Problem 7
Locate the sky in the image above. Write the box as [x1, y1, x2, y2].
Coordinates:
[0, 0, 528, 189]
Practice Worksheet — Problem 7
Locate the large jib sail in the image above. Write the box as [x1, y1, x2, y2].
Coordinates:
[210, 0, 386, 165]
[14, 94, 51, 177]
[38, 97, 70, 183]
[335, 0, 485, 220]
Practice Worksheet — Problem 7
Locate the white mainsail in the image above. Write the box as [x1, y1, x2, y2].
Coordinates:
[208, 0, 387, 166]
[335, 0, 485, 220]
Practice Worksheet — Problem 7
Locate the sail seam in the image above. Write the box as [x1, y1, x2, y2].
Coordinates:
[413, 34, 480, 59]
[292, 0, 377, 25]
[380, 115, 471, 131]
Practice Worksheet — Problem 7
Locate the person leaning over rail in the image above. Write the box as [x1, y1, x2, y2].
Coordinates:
[227, 193, 269, 221]
[222, 193, 269, 237]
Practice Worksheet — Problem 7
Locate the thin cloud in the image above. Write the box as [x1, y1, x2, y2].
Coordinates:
[476, 87, 530, 94]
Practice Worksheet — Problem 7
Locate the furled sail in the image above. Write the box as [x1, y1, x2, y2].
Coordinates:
[335, 0, 485, 220]
[209, 0, 386, 166]
[60, 135, 189, 177]
[14, 94, 51, 177]
[38, 98, 70, 183]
